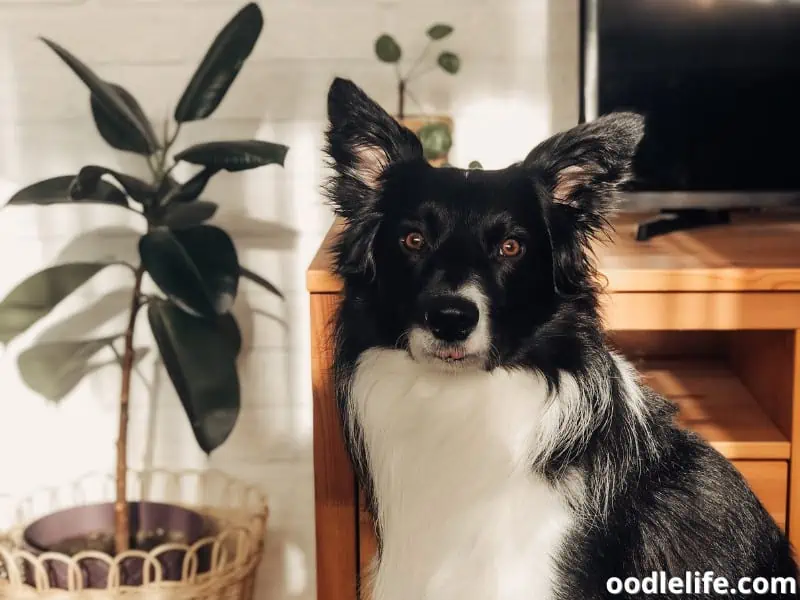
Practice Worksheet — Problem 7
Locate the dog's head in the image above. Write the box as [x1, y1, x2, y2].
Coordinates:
[325, 77, 644, 372]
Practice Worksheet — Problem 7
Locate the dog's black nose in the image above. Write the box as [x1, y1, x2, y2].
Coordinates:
[423, 296, 479, 342]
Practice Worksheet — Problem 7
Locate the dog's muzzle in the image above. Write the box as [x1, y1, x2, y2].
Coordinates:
[407, 283, 490, 369]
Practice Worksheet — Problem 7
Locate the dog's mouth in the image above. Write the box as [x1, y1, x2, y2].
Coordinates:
[424, 344, 487, 370]
[431, 347, 469, 362]
[407, 325, 488, 371]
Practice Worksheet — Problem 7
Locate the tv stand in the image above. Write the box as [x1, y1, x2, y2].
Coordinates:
[635, 209, 731, 242]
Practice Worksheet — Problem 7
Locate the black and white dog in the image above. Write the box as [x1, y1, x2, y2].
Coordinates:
[324, 77, 798, 600]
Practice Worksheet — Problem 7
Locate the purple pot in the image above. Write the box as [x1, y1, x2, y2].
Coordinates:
[22, 501, 212, 589]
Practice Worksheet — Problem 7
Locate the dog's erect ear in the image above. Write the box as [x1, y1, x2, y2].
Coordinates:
[324, 78, 422, 280]
[523, 112, 645, 231]
[325, 78, 422, 216]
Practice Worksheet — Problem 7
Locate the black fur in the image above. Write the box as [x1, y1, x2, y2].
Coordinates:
[324, 77, 798, 599]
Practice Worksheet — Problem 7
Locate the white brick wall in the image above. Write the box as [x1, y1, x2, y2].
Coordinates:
[0, 1, 578, 597]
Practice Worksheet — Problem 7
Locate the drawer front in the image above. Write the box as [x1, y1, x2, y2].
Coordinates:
[732, 460, 788, 531]
[602, 292, 800, 331]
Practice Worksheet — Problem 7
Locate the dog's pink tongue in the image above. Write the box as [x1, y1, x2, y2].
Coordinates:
[442, 348, 465, 360]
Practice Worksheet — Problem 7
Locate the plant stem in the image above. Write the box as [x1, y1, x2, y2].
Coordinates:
[404, 40, 432, 82]
[166, 123, 181, 149]
[156, 123, 181, 184]
[411, 65, 438, 83]
[398, 79, 406, 120]
[145, 155, 160, 181]
[115, 121, 173, 555]
[405, 87, 424, 115]
[114, 265, 145, 555]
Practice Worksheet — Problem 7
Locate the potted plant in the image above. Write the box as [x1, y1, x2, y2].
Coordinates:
[0, 2, 279, 595]
[374, 24, 461, 166]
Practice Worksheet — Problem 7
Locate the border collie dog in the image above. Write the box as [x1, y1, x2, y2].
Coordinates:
[324, 77, 798, 600]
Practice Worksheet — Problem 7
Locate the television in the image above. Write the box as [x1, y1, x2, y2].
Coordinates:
[580, 0, 800, 240]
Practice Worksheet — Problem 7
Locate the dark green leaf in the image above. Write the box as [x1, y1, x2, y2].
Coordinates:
[71, 166, 157, 206]
[0, 263, 116, 344]
[170, 167, 221, 203]
[160, 201, 218, 228]
[375, 34, 402, 63]
[174, 140, 288, 173]
[5, 176, 128, 208]
[240, 266, 283, 300]
[218, 313, 242, 356]
[427, 24, 454, 40]
[417, 121, 453, 161]
[468, 160, 483, 170]
[437, 51, 461, 74]
[90, 82, 160, 155]
[174, 3, 264, 123]
[41, 38, 158, 154]
[139, 225, 239, 317]
[148, 298, 240, 454]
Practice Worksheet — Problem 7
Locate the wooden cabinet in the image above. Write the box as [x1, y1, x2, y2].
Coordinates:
[308, 213, 800, 600]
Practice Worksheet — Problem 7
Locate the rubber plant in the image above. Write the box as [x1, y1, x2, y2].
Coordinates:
[0, 2, 285, 555]
[374, 24, 461, 162]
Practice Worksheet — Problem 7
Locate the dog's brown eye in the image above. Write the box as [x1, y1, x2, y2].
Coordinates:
[499, 238, 523, 258]
[401, 231, 426, 251]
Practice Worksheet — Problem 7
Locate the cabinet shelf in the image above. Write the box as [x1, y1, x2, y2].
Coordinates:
[640, 359, 790, 460]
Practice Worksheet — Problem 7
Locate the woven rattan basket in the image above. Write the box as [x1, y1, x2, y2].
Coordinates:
[0, 469, 268, 599]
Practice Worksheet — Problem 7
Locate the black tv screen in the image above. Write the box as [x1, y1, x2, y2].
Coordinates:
[585, 0, 800, 194]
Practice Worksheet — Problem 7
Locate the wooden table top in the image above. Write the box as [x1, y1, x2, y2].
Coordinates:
[307, 211, 800, 294]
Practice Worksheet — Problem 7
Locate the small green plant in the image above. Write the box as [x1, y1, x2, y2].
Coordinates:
[374, 24, 461, 119]
[0, 2, 285, 555]
[374, 25, 461, 162]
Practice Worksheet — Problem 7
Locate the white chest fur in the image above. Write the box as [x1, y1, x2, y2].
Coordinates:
[350, 349, 574, 600]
